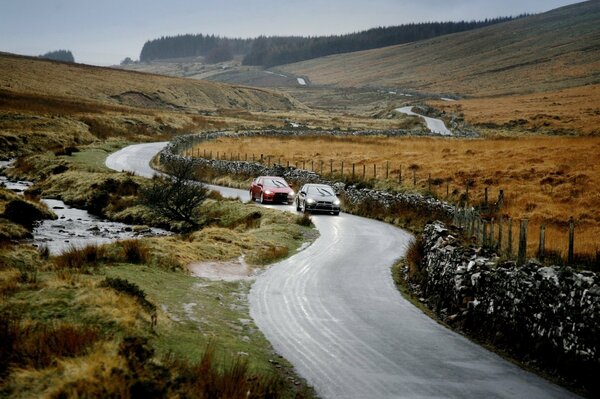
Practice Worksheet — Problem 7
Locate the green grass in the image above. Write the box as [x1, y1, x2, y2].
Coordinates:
[101, 262, 312, 396]
[67, 144, 120, 172]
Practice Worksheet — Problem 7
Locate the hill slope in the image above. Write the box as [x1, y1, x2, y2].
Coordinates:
[0, 53, 298, 157]
[0, 53, 295, 112]
[279, 1, 600, 97]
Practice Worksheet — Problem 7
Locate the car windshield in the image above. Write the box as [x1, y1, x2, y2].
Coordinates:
[308, 186, 334, 196]
[263, 178, 288, 188]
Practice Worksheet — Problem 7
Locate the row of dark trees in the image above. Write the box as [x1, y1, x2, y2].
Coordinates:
[139, 16, 526, 66]
[139, 34, 252, 63]
[39, 50, 74, 63]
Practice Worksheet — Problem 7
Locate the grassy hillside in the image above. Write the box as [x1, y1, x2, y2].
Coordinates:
[0, 53, 300, 158]
[0, 53, 295, 111]
[279, 1, 599, 97]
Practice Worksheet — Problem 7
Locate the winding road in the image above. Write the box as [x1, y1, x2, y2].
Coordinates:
[106, 143, 578, 399]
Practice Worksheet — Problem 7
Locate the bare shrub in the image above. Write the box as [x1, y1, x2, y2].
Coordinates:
[140, 159, 208, 229]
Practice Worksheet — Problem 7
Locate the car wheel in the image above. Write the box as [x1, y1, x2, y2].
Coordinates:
[260, 192, 265, 204]
[296, 199, 301, 211]
[302, 201, 308, 214]
[333, 211, 340, 216]
[249, 190, 254, 201]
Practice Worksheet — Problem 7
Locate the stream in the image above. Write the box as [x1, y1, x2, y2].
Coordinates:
[0, 162, 170, 254]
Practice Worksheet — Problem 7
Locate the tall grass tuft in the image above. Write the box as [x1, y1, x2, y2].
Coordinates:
[120, 239, 149, 264]
[254, 245, 289, 264]
[0, 310, 100, 377]
[405, 237, 426, 283]
[295, 213, 313, 227]
[52, 338, 291, 398]
[53, 244, 104, 270]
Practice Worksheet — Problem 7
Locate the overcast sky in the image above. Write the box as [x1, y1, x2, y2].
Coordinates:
[0, 0, 585, 66]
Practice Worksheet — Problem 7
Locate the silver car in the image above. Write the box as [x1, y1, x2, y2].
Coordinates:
[296, 184, 341, 215]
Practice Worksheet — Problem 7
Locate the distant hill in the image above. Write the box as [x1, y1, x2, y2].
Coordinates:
[40, 49, 74, 63]
[279, 1, 600, 97]
[139, 17, 524, 66]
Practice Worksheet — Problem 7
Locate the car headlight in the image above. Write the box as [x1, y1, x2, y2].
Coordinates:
[306, 198, 316, 204]
[288, 190, 295, 196]
[333, 199, 341, 206]
[264, 190, 273, 195]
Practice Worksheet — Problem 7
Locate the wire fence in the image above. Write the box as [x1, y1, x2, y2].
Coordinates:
[181, 147, 597, 269]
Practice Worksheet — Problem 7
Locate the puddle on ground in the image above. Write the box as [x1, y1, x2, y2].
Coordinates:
[188, 255, 257, 281]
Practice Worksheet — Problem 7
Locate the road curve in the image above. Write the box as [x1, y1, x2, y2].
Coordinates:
[396, 106, 452, 136]
[107, 143, 578, 399]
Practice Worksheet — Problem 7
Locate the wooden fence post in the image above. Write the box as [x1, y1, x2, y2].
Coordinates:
[568, 217, 575, 264]
[413, 169, 416, 187]
[508, 217, 513, 257]
[490, 218, 495, 248]
[330, 159, 333, 176]
[517, 219, 528, 266]
[303, 160, 306, 170]
[484, 187, 489, 208]
[362, 164, 366, 179]
[341, 161, 344, 177]
[373, 164, 377, 179]
[386, 161, 389, 179]
[498, 215, 503, 251]
[352, 163, 355, 179]
[446, 183, 449, 198]
[483, 220, 489, 247]
[398, 165, 402, 184]
[311, 160, 314, 171]
[538, 224, 546, 260]
[287, 160, 290, 168]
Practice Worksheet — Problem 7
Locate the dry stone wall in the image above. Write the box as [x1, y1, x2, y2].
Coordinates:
[160, 130, 457, 219]
[416, 221, 599, 393]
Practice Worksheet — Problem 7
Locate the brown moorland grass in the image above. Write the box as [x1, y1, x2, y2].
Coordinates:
[196, 135, 600, 259]
[429, 84, 600, 136]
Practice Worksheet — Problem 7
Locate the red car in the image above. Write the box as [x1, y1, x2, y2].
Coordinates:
[249, 176, 295, 204]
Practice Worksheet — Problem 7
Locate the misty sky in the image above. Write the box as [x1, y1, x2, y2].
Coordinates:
[0, 0, 585, 66]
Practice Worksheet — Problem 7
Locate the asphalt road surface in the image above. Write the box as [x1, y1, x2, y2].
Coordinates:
[107, 142, 579, 399]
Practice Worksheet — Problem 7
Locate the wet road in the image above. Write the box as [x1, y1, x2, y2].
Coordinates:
[107, 143, 578, 399]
